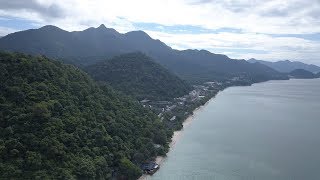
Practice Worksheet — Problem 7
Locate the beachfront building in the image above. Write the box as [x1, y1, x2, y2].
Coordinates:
[141, 162, 159, 174]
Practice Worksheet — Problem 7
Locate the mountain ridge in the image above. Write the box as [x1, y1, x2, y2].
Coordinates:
[248, 58, 320, 73]
[0, 24, 288, 83]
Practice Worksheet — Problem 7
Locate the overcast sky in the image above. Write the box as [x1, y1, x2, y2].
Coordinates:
[0, 0, 320, 65]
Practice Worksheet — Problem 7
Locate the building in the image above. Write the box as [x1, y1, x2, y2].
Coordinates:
[170, 116, 176, 121]
[141, 162, 160, 174]
[140, 99, 150, 103]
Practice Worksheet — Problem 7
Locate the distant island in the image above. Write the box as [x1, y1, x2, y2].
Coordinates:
[289, 69, 318, 79]
[248, 58, 320, 74]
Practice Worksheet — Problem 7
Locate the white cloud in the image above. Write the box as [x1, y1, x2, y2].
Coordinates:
[0, 0, 320, 64]
[1, 0, 320, 34]
[0, 26, 18, 36]
[145, 30, 320, 65]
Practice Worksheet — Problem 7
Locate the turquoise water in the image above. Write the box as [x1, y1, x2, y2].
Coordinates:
[151, 79, 320, 180]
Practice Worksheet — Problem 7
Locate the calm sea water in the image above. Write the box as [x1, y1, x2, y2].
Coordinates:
[151, 79, 320, 180]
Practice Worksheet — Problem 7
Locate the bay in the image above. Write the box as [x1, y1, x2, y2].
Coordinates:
[151, 79, 320, 180]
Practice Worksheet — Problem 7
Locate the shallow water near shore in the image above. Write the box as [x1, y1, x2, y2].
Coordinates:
[149, 79, 320, 180]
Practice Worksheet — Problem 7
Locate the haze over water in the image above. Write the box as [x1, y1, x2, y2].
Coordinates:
[151, 79, 320, 180]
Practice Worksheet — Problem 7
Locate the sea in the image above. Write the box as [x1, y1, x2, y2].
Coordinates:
[150, 78, 320, 180]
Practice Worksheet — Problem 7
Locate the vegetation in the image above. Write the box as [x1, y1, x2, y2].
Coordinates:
[0, 24, 296, 179]
[85, 52, 191, 101]
[289, 69, 317, 79]
[0, 25, 288, 84]
[0, 52, 172, 179]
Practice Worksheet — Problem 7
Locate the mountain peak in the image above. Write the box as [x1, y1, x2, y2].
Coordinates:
[125, 30, 150, 39]
[80, 24, 119, 36]
[97, 24, 107, 29]
[199, 49, 212, 55]
[39, 25, 63, 31]
[97, 24, 120, 35]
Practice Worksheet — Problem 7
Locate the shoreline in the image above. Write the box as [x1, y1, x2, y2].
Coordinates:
[137, 80, 270, 180]
[137, 78, 316, 180]
[138, 96, 215, 180]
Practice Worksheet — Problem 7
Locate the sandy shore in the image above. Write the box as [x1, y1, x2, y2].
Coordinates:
[138, 97, 214, 180]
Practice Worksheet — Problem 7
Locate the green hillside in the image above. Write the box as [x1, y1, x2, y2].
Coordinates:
[85, 52, 191, 101]
[0, 52, 171, 179]
[289, 69, 317, 79]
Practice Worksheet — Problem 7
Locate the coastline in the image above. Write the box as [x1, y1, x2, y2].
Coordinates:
[137, 78, 320, 180]
[137, 79, 287, 180]
[137, 78, 291, 180]
[137, 80, 274, 180]
[138, 97, 215, 180]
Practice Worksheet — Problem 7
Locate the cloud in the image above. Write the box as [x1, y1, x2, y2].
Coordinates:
[145, 30, 320, 65]
[0, 0, 64, 18]
[0, 26, 19, 36]
[1, 0, 320, 34]
[0, 0, 320, 64]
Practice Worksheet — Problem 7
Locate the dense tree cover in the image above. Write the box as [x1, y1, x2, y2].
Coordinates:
[152, 49, 289, 83]
[0, 25, 288, 84]
[289, 69, 317, 79]
[85, 52, 191, 101]
[0, 52, 172, 179]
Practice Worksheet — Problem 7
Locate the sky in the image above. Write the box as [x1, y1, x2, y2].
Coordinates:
[0, 0, 320, 65]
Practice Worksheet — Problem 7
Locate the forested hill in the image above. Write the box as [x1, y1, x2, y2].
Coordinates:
[0, 52, 171, 179]
[289, 69, 318, 79]
[0, 25, 287, 84]
[85, 52, 191, 101]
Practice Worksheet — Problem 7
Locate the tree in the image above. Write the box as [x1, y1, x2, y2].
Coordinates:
[118, 158, 142, 180]
[0, 52, 171, 179]
[32, 102, 50, 119]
